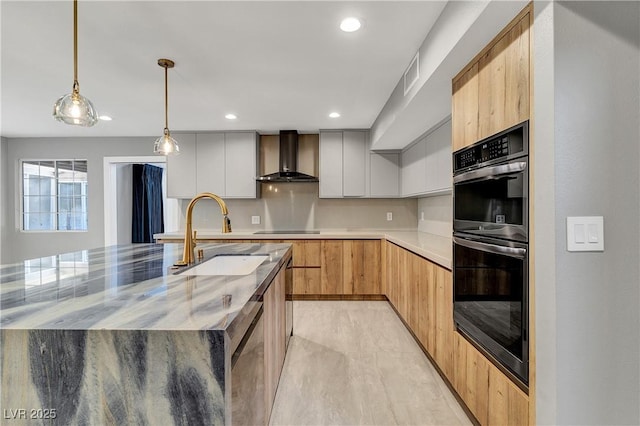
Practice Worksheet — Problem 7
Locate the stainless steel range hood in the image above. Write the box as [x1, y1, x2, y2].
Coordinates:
[256, 130, 319, 183]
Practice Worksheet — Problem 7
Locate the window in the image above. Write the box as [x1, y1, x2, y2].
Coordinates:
[22, 160, 88, 231]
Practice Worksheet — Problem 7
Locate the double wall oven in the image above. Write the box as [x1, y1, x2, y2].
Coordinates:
[452, 121, 529, 388]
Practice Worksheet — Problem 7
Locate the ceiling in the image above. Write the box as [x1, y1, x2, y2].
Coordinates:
[1, 1, 448, 139]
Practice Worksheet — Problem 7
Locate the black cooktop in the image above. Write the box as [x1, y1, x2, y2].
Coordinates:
[253, 230, 320, 235]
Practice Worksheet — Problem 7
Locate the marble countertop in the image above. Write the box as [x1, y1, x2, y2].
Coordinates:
[155, 229, 452, 269]
[0, 242, 292, 333]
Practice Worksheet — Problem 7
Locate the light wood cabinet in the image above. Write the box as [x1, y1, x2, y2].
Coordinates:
[452, 64, 479, 152]
[384, 241, 452, 379]
[320, 240, 344, 294]
[264, 263, 287, 422]
[417, 257, 435, 356]
[452, 7, 531, 151]
[434, 264, 454, 380]
[453, 331, 529, 425]
[488, 363, 529, 425]
[453, 333, 490, 424]
[343, 240, 381, 295]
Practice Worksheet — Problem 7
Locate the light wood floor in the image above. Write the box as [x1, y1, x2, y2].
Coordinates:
[269, 301, 471, 426]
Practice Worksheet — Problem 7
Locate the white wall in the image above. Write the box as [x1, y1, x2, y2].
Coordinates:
[417, 195, 451, 238]
[535, 1, 640, 423]
[3, 137, 156, 262]
[116, 164, 133, 245]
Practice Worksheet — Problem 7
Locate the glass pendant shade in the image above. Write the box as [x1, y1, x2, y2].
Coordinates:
[154, 128, 180, 155]
[155, 58, 179, 156]
[53, 0, 98, 127]
[53, 89, 98, 126]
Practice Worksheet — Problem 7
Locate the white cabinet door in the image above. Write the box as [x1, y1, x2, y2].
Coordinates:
[430, 120, 452, 192]
[401, 137, 427, 197]
[342, 131, 366, 197]
[225, 132, 257, 198]
[196, 133, 225, 195]
[370, 153, 400, 197]
[319, 131, 343, 198]
[167, 133, 197, 199]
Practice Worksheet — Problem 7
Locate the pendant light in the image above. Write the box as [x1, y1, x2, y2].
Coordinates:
[53, 0, 98, 127]
[153, 58, 180, 155]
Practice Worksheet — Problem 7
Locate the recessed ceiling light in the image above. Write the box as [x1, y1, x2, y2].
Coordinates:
[99, 115, 112, 121]
[329, 112, 341, 118]
[225, 113, 237, 120]
[340, 17, 361, 33]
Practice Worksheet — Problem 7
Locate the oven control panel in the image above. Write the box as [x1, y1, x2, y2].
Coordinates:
[454, 121, 527, 173]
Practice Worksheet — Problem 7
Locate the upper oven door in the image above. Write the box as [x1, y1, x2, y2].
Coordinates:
[453, 159, 528, 242]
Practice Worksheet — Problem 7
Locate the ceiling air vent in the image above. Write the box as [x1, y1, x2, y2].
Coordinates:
[403, 52, 420, 96]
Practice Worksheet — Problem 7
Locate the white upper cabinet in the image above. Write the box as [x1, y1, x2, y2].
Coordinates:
[224, 132, 258, 198]
[401, 119, 452, 197]
[196, 133, 225, 196]
[319, 130, 366, 198]
[319, 131, 343, 198]
[167, 131, 258, 199]
[425, 120, 452, 193]
[342, 131, 366, 197]
[370, 153, 400, 198]
[167, 133, 197, 199]
[401, 137, 427, 197]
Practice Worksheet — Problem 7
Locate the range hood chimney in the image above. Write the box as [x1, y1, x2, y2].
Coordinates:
[257, 130, 319, 183]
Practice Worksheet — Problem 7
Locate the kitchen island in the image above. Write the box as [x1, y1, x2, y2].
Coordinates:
[0, 242, 292, 425]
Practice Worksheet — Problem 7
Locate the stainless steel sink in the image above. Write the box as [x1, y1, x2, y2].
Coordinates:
[177, 255, 269, 276]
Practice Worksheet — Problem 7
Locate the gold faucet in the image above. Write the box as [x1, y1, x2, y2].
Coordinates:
[175, 192, 231, 266]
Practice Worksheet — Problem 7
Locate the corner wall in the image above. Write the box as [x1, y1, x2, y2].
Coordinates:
[535, 2, 640, 423]
[3, 137, 155, 263]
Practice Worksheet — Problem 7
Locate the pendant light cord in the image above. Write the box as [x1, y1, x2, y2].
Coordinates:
[164, 64, 169, 132]
[73, 0, 79, 93]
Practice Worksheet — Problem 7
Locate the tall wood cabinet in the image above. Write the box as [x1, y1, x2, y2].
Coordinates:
[452, 6, 531, 152]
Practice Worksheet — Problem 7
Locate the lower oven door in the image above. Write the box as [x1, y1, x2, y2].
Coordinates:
[453, 234, 529, 387]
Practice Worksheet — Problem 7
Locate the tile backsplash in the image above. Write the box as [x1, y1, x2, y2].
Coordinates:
[178, 183, 418, 231]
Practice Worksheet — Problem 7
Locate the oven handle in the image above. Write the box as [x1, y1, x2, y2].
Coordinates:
[453, 237, 527, 259]
[454, 161, 527, 184]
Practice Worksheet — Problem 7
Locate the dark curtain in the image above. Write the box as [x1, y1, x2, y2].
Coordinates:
[132, 164, 164, 243]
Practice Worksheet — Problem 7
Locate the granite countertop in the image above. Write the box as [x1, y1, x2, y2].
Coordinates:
[0, 242, 292, 333]
[155, 229, 453, 269]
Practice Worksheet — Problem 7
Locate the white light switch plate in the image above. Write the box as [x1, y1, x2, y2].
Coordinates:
[567, 216, 604, 252]
[251, 215, 261, 225]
